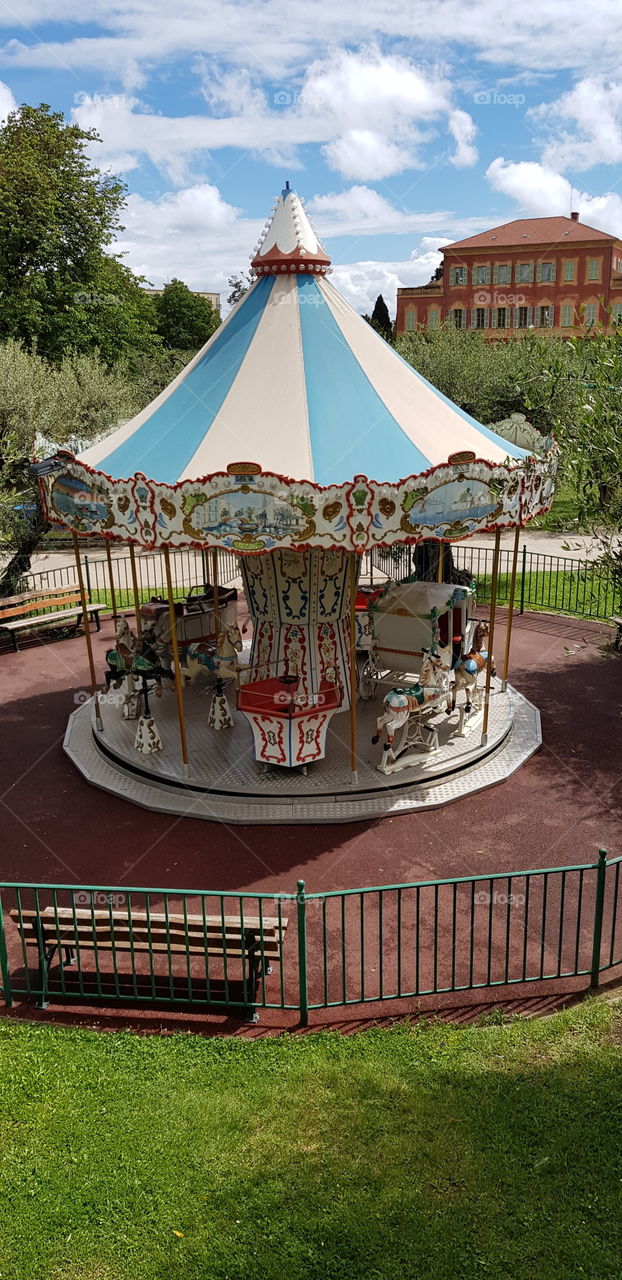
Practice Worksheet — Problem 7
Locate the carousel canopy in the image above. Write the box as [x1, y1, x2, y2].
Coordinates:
[78, 184, 527, 488]
[39, 185, 556, 552]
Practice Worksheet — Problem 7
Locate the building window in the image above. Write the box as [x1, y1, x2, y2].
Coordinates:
[514, 306, 533, 328]
[536, 305, 554, 327]
[563, 260, 575, 282]
[449, 266, 467, 286]
[450, 308, 465, 328]
[583, 302, 598, 326]
[494, 307, 507, 329]
[612, 302, 622, 324]
[561, 304, 574, 327]
[587, 258, 600, 281]
[405, 308, 415, 331]
[537, 261, 556, 283]
[472, 264, 490, 285]
[516, 262, 534, 284]
[428, 307, 439, 330]
[471, 307, 489, 329]
[494, 264, 511, 285]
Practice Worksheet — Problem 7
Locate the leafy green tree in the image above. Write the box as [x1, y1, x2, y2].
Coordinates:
[153, 279, 220, 350]
[226, 273, 251, 306]
[0, 103, 132, 362]
[0, 341, 139, 594]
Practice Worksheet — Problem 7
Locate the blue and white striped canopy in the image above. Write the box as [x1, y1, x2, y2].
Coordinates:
[79, 272, 528, 486]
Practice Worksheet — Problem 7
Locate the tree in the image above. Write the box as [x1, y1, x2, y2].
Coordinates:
[364, 294, 393, 342]
[0, 104, 130, 362]
[428, 263, 444, 283]
[154, 279, 220, 351]
[226, 273, 251, 307]
[0, 342, 139, 594]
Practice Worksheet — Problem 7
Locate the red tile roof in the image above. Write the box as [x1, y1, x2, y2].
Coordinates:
[444, 217, 617, 251]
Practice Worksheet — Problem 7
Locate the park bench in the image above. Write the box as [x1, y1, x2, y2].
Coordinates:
[0, 584, 104, 651]
[10, 903, 288, 1022]
[609, 616, 622, 651]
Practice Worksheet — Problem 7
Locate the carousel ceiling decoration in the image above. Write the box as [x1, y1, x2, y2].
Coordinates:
[37, 183, 557, 553]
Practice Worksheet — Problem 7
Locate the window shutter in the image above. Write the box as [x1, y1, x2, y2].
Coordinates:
[491, 307, 498, 329]
[514, 264, 520, 283]
[493, 264, 498, 285]
[484, 307, 489, 328]
[471, 266, 477, 285]
[527, 306, 533, 326]
[513, 307, 519, 327]
[485, 266, 491, 285]
[470, 308, 477, 329]
[536, 263, 542, 283]
[551, 261, 557, 282]
[548, 306, 554, 327]
[528, 264, 534, 283]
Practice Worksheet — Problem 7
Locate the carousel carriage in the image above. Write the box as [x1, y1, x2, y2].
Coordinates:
[360, 580, 476, 699]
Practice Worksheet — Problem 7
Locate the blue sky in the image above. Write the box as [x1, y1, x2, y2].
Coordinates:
[1, 2, 621, 313]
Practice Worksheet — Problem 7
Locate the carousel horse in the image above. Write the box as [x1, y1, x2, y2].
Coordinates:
[451, 621, 496, 714]
[372, 648, 451, 754]
[180, 623, 243, 687]
[104, 616, 174, 703]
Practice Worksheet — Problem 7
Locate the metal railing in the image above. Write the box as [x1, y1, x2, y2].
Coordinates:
[371, 544, 620, 621]
[0, 851, 619, 1022]
[16, 547, 240, 612]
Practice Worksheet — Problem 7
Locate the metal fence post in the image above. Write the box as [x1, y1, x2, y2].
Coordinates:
[84, 556, 92, 603]
[0, 893, 13, 1008]
[519, 544, 527, 614]
[297, 879, 308, 1026]
[590, 849, 608, 988]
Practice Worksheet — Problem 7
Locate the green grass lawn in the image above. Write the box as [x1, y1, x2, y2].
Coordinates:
[530, 479, 583, 532]
[1, 1001, 622, 1279]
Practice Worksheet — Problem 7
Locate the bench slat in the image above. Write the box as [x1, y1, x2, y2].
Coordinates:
[0, 585, 78, 609]
[13, 906, 287, 930]
[2, 603, 102, 631]
[10, 907, 288, 961]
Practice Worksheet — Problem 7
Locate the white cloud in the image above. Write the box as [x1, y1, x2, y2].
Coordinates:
[0, 78, 15, 122]
[307, 186, 452, 237]
[323, 131, 417, 180]
[486, 156, 622, 237]
[529, 77, 622, 171]
[332, 239, 449, 315]
[3, 1, 622, 85]
[71, 44, 470, 186]
[448, 109, 478, 167]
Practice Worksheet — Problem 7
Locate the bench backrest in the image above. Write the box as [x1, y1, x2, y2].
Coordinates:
[10, 906, 288, 962]
[0, 587, 82, 622]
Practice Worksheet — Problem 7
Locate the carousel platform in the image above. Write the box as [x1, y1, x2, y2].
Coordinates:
[64, 674, 541, 825]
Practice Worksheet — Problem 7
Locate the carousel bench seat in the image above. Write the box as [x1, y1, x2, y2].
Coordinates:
[10, 905, 288, 1023]
[0, 585, 104, 651]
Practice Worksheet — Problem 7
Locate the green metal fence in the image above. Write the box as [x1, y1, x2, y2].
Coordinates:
[1, 850, 619, 1023]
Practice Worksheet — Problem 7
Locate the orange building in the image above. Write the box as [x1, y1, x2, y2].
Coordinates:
[396, 214, 622, 336]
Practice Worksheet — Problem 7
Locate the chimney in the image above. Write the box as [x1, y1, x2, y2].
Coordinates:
[571, 210, 579, 221]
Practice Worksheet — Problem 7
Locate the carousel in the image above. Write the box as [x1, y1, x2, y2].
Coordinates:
[34, 183, 556, 824]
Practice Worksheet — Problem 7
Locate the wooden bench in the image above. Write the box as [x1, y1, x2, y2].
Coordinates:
[0, 585, 104, 651]
[610, 616, 622, 652]
[10, 904, 288, 1022]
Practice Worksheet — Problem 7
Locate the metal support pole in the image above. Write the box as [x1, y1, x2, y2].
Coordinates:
[72, 532, 102, 731]
[501, 526, 521, 691]
[211, 548, 221, 633]
[128, 543, 142, 637]
[104, 541, 118, 619]
[436, 540, 444, 583]
[481, 529, 501, 745]
[349, 552, 359, 785]
[297, 880, 308, 1027]
[163, 546, 190, 776]
[590, 848, 608, 988]
[84, 556, 92, 603]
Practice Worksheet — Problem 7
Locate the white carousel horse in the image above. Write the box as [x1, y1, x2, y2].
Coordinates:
[180, 623, 243, 687]
[372, 648, 451, 756]
[451, 621, 496, 714]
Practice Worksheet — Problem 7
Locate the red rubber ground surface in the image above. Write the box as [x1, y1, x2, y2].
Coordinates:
[1, 609, 620, 1033]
